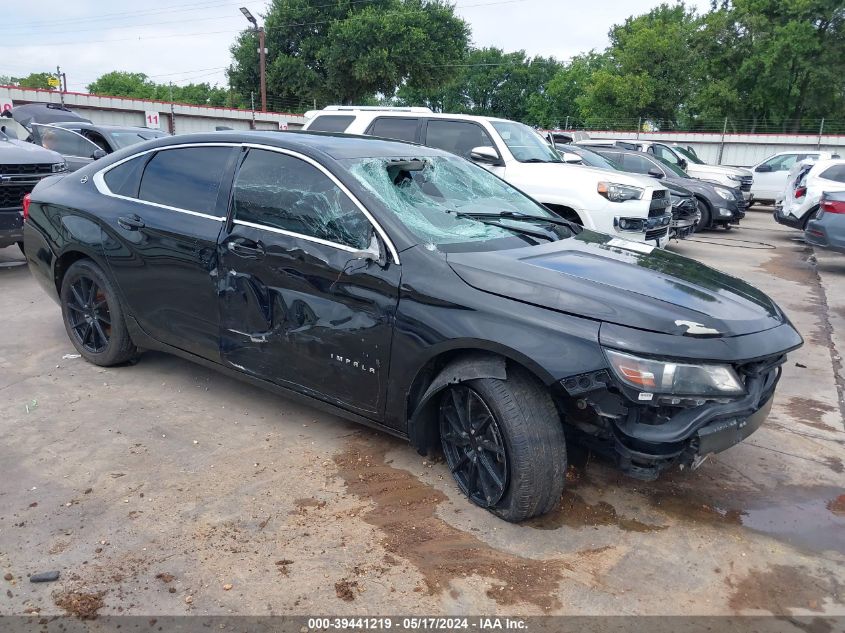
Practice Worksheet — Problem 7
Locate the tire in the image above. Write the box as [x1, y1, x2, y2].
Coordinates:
[439, 368, 567, 522]
[60, 259, 137, 366]
[694, 199, 711, 233]
[17, 241, 25, 256]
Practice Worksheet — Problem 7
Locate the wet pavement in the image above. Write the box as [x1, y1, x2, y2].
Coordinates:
[0, 209, 843, 619]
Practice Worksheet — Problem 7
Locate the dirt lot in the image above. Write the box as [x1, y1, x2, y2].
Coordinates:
[1, 209, 843, 618]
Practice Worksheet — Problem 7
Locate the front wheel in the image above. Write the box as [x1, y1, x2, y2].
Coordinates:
[60, 259, 137, 366]
[439, 368, 567, 522]
[694, 199, 711, 233]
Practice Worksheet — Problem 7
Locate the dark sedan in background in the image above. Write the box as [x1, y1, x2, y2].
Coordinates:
[806, 191, 845, 253]
[24, 131, 802, 522]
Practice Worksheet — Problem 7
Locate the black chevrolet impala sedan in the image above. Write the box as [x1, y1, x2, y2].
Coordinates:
[24, 132, 802, 521]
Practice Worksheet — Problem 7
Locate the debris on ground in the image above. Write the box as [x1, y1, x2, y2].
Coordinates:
[29, 571, 60, 583]
[223, 583, 233, 590]
[25, 399, 37, 414]
[335, 579, 358, 602]
[155, 572, 175, 583]
[61, 354, 81, 360]
[54, 590, 105, 619]
[3, 573, 12, 581]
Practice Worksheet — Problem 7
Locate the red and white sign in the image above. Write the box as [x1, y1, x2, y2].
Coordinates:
[144, 111, 161, 129]
[279, 122, 288, 131]
[1, 98, 13, 115]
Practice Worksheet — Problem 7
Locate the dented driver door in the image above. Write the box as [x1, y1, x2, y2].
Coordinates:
[217, 147, 401, 417]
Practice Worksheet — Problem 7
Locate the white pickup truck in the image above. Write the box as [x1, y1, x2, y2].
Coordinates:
[302, 107, 672, 247]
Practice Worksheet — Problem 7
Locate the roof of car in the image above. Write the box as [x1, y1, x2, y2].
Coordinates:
[307, 108, 512, 125]
[141, 130, 448, 160]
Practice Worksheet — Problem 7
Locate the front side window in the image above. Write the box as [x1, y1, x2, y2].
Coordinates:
[233, 149, 372, 249]
[623, 153, 660, 175]
[138, 146, 231, 214]
[367, 117, 419, 143]
[652, 144, 680, 165]
[491, 121, 561, 163]
[673, 146, 704, 165]
[425, 120, 498, 160]
[107, 129, 168, 150]
[32, 124, 101, 159]
[343, 154, 568, 248]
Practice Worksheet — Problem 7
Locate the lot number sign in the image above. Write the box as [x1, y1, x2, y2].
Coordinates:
[144, 111, 161, 129]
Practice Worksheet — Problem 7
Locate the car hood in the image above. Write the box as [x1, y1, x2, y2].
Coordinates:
[447, 231, 783, 337]
[0, 137, 63, 163]
[687, 163, 751, 178]
[504, 161, 658, 191]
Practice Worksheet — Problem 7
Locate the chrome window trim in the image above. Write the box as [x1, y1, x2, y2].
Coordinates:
[92, 141, 400, 264]
[242, 143, 400, 264]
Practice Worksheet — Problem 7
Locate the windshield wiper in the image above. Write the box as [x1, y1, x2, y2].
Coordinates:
[519, 157, 561, 164]
[456, 210, 582, 233]
[463, 218, 555, 242]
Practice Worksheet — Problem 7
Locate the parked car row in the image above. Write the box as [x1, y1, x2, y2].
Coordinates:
[0, 103, 167, 251]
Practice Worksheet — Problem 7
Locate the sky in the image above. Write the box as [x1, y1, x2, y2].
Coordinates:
[2, 0, 713, 102]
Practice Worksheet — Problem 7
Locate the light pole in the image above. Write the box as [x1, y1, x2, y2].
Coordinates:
[240, 7, 267, 112]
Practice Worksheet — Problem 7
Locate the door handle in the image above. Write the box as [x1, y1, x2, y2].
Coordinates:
[227, 239, 265, 258]
[117, 214, 145, 230]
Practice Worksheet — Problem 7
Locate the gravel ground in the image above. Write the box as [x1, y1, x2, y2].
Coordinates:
[0, 208, 843, 619]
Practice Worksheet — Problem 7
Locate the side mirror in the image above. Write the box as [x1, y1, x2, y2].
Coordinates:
[648, 167, 663, 178]
[755, 164, 772, 173]
[561, 152, 582, 164]
[469, 146, 501, 165]
[678, 158, 688, 170]
[92, 149, 107, 160]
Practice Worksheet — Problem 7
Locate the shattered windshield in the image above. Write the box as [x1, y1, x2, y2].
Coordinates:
[343, 155, 566, 248]
[491, 121, 561, 163]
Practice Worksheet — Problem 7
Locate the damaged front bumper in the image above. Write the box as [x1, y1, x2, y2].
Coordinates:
[557, 322, 801, 480]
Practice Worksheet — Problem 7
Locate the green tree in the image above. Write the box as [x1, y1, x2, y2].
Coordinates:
[227, 0, 470, 108]
[694, 0, 845, 132]
[526, 52, 608, 128]
[10, 72, 58, 90]
[87, 71, 243, 108]
[577, 3, 700, 125]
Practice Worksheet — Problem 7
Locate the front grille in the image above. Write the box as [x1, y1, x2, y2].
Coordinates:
[739, 176, 752, 192]
[0, 163, 54, 176]
[649, 189, 671, 217]
[0, 184, 33, 209]
[646, 226, 669, 240]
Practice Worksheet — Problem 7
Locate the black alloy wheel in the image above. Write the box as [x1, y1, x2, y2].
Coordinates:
[66, 275, 112, 353]
[439, 385, 509, 507]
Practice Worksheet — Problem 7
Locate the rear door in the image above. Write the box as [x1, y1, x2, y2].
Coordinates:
[96, 144, 238, 361]
[217, 146, 400, 416]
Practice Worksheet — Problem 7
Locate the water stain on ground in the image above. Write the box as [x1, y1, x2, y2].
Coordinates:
[727, 564, 842, 615]
[785, 397, 836, 431]
[525, 489, 666, 532]
[334, 435, 618, 611]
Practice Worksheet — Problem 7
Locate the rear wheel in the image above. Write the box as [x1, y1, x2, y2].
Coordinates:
[439, 368, 567, 522]
[60, 259, 137, 366]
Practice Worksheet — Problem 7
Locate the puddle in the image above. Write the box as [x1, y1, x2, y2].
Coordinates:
[646, 482, 845, 554]
[333, 435, 619, 611]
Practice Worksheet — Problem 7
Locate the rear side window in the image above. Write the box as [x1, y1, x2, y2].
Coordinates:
[138, 147, 231, 214]
[367, 117, 419, 142]
[232, 149, 371, 249]
[819, 164, 845, 183]
[424, 120, 495, 159]
[308, 115, 355, 133]
[104, 155, 147, 197]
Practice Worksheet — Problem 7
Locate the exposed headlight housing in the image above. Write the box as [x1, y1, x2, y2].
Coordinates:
[715, 187, 735, 201]
[51, 162, 67, 173]
[598, 181, 644, 202]
[605, 349, 745, 398]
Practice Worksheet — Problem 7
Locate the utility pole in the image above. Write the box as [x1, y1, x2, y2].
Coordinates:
[818, 118, 825, 150]
[250, 91, 256, 129]
[717, 117, 728, 165]
[56, 65, 66, 106]
[240, 7, 267, 112]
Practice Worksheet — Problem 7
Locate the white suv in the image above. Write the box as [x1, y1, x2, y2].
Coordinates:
[303, 107, 672, 247]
